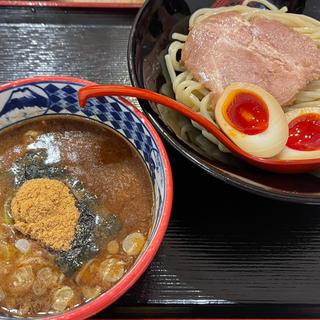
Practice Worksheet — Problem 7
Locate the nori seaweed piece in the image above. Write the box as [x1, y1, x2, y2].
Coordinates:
[65, 177, 97, 207]
[11, 150, 67, 186]
[55, 202, 99, 275]
[55, 209, 122, 275]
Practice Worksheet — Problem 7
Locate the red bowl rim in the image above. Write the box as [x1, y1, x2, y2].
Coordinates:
[0, 76, 173, 320]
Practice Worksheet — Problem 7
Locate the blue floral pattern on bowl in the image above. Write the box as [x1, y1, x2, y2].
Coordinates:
[0, 79, 166, 240]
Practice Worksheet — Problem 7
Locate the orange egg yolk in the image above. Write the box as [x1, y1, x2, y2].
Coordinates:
[222, 91, 269, 135]
[287, 113, 320, 151]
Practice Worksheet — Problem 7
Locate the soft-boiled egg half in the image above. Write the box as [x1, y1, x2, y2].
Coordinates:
[277, 107, 320, 160]
[214, 83, 288, 158]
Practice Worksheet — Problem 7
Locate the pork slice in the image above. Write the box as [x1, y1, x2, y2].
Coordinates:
[252, 16, 320, 74]
[181, 12, 320, 106]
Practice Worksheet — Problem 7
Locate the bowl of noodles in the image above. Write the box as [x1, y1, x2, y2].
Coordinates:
[128, 0, 320, 203]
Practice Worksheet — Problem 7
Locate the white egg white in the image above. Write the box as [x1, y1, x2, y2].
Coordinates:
[277, 107, 320, 160]
[214, 83, 288, 158]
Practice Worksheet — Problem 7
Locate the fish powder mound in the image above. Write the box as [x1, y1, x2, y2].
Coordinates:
[11, 178, 80, 251]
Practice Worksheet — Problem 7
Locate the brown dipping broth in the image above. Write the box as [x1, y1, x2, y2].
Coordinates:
[0, 115, 154, 317]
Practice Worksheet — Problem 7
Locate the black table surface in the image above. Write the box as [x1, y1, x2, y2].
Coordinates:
[1, 5, 320, 319]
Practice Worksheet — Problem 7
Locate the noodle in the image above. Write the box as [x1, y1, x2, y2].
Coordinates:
[161, 0, 320, 156]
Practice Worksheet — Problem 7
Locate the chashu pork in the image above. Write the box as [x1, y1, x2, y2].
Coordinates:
[181, 12, 320, 106]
